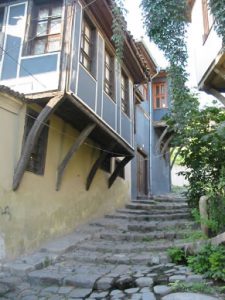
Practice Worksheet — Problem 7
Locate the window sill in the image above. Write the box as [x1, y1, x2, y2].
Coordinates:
[22, 51, 61, 59]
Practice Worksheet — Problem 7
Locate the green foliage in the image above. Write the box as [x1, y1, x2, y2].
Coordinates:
[184, 229, 207, 243]
[111, 0, 127, 61]
[188, 243, 225, 281]
[167, 247, 186, 264]
[141, 0, 199, 133]
[208, 0, 225, 44]
[169, 281, 216, 295]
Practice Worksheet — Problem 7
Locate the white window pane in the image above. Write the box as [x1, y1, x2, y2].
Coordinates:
[106, 68, 110, 80]
[52, 6, 62, 17]
[38, 8, 49, 19]
[36, 21, 48, 36]
[33, 39, 46, 55]
[84, 25, 90, 38]
[83, 57, 89, 69]
[49, 19, 61, 34]
[48, 37, 60, 52]
[84, 40, 90, 54]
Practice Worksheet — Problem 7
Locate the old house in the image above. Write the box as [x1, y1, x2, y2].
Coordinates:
[131, 41, 171, 198]
[0, 0, 171, 259]
[190, 0, 225, 104]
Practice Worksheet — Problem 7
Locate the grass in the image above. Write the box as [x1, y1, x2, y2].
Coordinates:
[169, 281, 218, 295]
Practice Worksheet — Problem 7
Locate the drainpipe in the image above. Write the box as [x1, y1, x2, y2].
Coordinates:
[149, 67, 160, 196]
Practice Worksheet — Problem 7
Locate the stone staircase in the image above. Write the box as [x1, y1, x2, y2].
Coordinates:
[1, 194, 217, 300]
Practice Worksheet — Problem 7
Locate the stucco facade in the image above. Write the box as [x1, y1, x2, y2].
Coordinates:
[0, 92, 130, 259]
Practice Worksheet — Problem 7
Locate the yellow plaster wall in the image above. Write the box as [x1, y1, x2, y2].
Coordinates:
[0, 99, 130, 259]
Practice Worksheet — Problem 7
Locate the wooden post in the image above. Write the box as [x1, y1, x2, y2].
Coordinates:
[56, 123, 96, 190]
[108, 156, 132, 189]
[13, 93, 64, 191]
[86, 143, 115, 191]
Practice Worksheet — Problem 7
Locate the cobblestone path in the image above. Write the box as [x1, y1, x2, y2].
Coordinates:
[0, 195, 223, 299]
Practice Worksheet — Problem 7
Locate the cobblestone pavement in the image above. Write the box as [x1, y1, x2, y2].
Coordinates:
[0, 194, 224, 300]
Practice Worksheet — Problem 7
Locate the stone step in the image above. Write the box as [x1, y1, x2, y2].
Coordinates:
[118, 208, 190, 216]
[90, 219, 195, 232]
[99, 229, 189, 242]
[105, 212, 191, 221]
[152, 194, 187, 202]
[77, 239, 191, 254]
[126, 203, 188, 211]
[132, 198, 187, 205]
[66, 249, 169, 265]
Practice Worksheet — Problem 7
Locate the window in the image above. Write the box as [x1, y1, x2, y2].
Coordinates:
[104, 49, 114, 98]
[121, 72, 129, 116]
[29, 0, 62, 55]
[23, 109, 49, 175]
[202, 0, 213, 43]
[80, 18, 94, 72]
[153, 82, 167, 109]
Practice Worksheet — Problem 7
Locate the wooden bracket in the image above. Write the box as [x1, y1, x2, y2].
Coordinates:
[86, 143, 115, 191]
[13, 93, 64, 191]
[161, 134, 174, 157]
[108, 156, 132, 189]
[56, 123, 96, 191]
[156, 126, 169, 152]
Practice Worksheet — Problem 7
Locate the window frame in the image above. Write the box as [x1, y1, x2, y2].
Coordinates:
[121, 71, 130, 117]
[27, 0, 63, 56]
[153, 82, 167, 110]
[104, 48, 115, 99]
[80, 17, 95, 74]
[202, 0, 213, 44]
[23, 109, 49, 176]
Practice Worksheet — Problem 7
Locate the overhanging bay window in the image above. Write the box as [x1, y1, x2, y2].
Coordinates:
[28, 0, 63, 55]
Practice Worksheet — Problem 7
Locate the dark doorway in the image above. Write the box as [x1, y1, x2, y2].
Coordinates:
[137, 149, 148, 197]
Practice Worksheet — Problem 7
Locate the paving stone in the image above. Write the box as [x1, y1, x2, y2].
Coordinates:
[90, 291, 109, 298]
[28, 270, 64, 286]
[169, 275, 186, 282]
[69, 288, 92, 298]
[22, 296, 39, 300]
[95, 276, 114, 290]
[64, 274, 100, 288]
[115, 275, 133, 289]
[142, 291, 156, 300]
[135, 277, 154, 288]
[0, 283, 10, 296]
[153, 285, 172, 296]
[125, 287, 140, 294]
[58, 286, 74, 294]
[141, 287, 152, 293]
[110, 289, 125, 296]
[130, 293, 142, 300]
[186, 274, 204, 283]
[161, 293, 220, 300]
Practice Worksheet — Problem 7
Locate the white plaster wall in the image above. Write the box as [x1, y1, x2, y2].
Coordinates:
[191, 0, 223, 86]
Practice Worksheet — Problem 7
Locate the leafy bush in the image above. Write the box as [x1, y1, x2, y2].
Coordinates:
[167, 247, 186, 264]
[188, 243, 225, 282]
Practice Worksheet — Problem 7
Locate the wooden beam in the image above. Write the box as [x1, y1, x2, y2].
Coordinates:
[214, 67, 225, 81]
[86, 143, 115, 191]
[170, 146, 183, 170]
[13, 93, 64, 191]
[156, 126, 169, 152]
[56, 123, 96, 191]
[207, 88, 225, 106]
[161, 134, 174, 156]
[108, 156, 132, 189]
